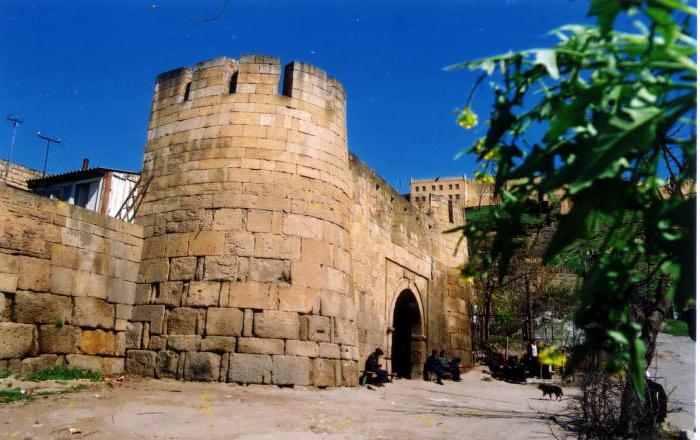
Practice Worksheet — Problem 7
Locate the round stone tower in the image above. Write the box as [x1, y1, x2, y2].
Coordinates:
[129, 55, 358, 386]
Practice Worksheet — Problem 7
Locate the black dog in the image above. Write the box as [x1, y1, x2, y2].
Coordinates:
[538, 383, 563, 400]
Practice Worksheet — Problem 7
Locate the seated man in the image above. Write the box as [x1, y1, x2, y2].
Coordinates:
[364, 348, 390, 385]
[448, 357, 462, 382]
[435, 350, 450, 385]
[423, 349, 438, 381]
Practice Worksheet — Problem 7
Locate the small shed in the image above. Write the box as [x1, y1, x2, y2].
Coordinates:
[28, 160, 139, 218]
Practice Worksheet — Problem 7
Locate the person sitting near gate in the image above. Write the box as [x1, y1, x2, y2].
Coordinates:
[448, 356, 462, 382]
[423, 349, 438, 381]
[364, 348, 390, 385]
[435, 350, 451, 385]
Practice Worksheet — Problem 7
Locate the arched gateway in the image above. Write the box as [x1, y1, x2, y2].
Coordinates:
[390, 289, 425, 379]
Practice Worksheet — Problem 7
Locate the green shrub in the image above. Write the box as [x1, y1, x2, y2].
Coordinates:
[0, 370, 11, 379]
[662, 319, 690, 337]
[26, 366, 101, 382]
[0, 389, 32, 403]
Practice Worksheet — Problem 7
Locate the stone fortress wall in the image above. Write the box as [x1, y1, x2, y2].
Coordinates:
[0, 185, 143, 375]
[0, 55, 471, 386]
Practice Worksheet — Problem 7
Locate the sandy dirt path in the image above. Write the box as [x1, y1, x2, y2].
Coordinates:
[652, 332, 696, 433]
[0, 368, 568, 440]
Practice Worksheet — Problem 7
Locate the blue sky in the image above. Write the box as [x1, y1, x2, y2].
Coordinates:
[0, 0, 590, 192]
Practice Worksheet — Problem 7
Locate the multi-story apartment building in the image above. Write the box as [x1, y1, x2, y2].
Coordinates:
[409, 175, 495, 208]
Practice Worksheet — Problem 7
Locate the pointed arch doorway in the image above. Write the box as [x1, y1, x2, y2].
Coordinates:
[390, 289, 425, 379]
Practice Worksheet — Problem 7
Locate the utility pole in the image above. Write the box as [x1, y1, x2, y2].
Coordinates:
[37, 132, 61, 177]
[4, 116, 23, 182]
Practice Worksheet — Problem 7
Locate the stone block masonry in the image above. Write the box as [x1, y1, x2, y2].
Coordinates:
[0, 54, 472, 385]
[0, 185, 143, 375]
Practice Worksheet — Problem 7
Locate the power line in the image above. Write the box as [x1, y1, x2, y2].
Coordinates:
[37, 132, 61, 177]
[4, 116, 24, 182]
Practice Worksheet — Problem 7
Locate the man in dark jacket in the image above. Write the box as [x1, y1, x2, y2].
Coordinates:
[364, 348, 389, 385]
[423, 350, 438, 381]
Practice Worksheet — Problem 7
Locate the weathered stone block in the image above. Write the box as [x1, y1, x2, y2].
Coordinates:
[228, 281, 276, 309]
[126, 350, 156, 376]
[79, 330, 116, 356]
[186, 281, 220, 306]
[0, 322, 36, 359]
[333, 317, 357, 345]
[254, 233, 300, 260]
[66, 354, 124, 376]
[243, 309, 253, 336]
[115, 304, 133, 320]
[285, 340, 319, 358]
[39, 324, 81, 354]
[224, 232, 255, 257]
[125, 322, 143, 349]
[14, 291, 71, 325]
[148, 335, 166, 351]
[170, 256, 197, 281]
[132, 304, 165, 334]
[184, 351, 220, 381]
[156, 350, 179, 378]
[20, 354, 63, 376]
[154, 282, 183, 306]
[272, 355, 310, 385]
[116, 331, 126, 356]
[283, 214, 323, 240]
[142, 259, 169, 283]
[73, 297, 115, 329]
[321, 292, 356, 320]
[204, 255, 237, 281]
[340, 345, 359, 361]
[278, 285, 321, 314]
[300, 238, 333, 265]
[167, 335, 200, 351]
[17, 256, 51, 291]
[341, 360, 359, 386]
[312, 358, 337, 387]
[189, 231, 225, 256]
[248, 258, 290, 283]
[306, 315, 331, 342]
[290, 261, 324, 289]
[206, 308, 243, 336]
[228, 353, 272, 384]
[253, 310, 299, 339]
[167, 307, 198, 335]
[237, 337, 284, 355]
[200, 336, 236, 353]
[318, 343, 341, 359]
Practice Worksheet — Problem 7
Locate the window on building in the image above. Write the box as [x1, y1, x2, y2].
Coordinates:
[449, 184, 453, 190]
[439, 185, 443, 190]
[455, 184, 459, 189]
[449, 194, 453, 200]
[229, 72, 238, 93]
[415, 196, 420, 202]
[415, 186, 419, 192]
[183, 82, 192, 101]
[422, 196, 426, 201]
[422, 186, 426, 191]
[74, 181, 100, 211]
[432, 185, 435, 190]
[448, 200, 454, 223]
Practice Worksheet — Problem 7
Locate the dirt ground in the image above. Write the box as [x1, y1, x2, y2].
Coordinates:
[653, 333, 696, 433]
[1, 368, 569, 440]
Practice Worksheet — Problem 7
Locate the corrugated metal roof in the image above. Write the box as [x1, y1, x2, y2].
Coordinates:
[28, 167, 140, 188]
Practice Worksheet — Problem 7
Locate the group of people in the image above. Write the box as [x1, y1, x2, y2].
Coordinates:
[362, 348, 462, 386]
[423, 350, 461, 385]
[486, 338, 551, 382]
